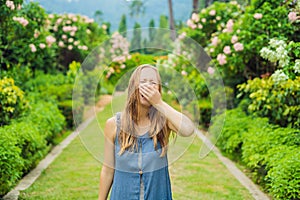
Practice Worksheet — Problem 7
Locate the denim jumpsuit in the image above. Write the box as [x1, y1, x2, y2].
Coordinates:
[110, 112, 173, 200]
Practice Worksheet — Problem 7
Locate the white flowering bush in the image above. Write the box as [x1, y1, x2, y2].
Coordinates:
[260, 38, 300, 82]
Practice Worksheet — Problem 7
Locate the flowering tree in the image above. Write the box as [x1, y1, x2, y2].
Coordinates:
[47, 13, 108, 72]
[0, 1, 58, 75]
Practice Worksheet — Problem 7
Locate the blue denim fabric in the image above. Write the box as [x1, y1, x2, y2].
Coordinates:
[110, 112, 172, 200]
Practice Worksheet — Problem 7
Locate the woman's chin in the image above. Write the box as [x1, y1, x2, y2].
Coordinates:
[140, 98, 151, 107]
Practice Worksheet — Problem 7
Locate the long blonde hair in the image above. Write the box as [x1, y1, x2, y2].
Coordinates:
[118, 64, 171, 157]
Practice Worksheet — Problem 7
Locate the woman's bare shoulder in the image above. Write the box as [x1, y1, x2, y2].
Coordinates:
[104, 116, 117, 142]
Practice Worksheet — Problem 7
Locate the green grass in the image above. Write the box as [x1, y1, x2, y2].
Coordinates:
[19, 95, 254, 200]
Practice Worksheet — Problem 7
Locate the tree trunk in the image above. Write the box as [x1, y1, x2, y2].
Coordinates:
[168, 0, 176, 40]
[192, 0, 199, 14]
[205, 0, 214, 7]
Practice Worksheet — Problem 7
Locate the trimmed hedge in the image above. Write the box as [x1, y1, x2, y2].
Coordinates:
[211, 107, 300, 199]
[0, 101, 65, 197]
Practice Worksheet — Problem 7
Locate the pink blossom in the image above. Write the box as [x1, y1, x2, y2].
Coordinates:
[231, 35, 238, 44]
[53, 26, 58, 32]
[62, 35, 67, 40]
[288, 12, 298, 22]
[226, 19, 234, 33]
[178, 32, 186, 40]
[6, 0, 15, 10]
[72, 17, 78, 22]
[56, 18, 63, 25]
[191, 13, 199, 22]
[207, 66, 215, 74]
[34, 30, 40, 38]
[81, 45, 88, 51]
[17, 4, 21, 10]
[13, 17, 29, 27]
[72, 26, 77, 32]
[68, 45, 73, 50]
[209, 10, 216, 16]
[62, 26, 76, 32]
[233, 42, 244, 51]
[216, 16, 221, 21]
[211, 36, 219, 46]
[106, 71, 112, 79]
[253, 13, 263, 19]
[217, 54, 227, 65]
[39, 43, 46, 49]
[58, 41, 64, 47]
[83, 16, 94, 23]
[223, 46, 231, 54]
[29, 44, 37, 52]
[181, 70, 187, 76]
[46, 35, 56, 47]
[191, 24, 197, 29]
[48, 14, 54, 19]
[187, 19, 194, 27]
[120, 64, 126, 69]
[201, 18, 206, 23]
[68, 38, 74, 43]
[198, 24, 203, 29]
[102, 24, 107, 30]
[74, 41, 80, 46]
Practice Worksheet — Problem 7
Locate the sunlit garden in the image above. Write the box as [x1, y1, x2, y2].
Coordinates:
[0, 0, 299, 199]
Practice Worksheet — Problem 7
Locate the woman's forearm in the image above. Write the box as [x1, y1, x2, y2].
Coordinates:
[98, 166, 114, 200]
[153, 100, 195, 137]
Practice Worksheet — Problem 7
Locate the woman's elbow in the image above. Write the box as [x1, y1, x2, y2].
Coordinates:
[180, 123, 195, 137]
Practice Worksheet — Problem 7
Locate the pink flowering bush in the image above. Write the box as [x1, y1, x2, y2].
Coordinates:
[0, 1, 58, 75]
[205, 0, 299, 88]
[47, 13, 108, 71]
[183, 1, 242, 47]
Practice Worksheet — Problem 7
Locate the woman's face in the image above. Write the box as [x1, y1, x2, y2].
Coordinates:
[138, 67, 159, 106]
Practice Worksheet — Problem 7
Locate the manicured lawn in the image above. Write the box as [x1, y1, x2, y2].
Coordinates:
[19, 95, 253, 200]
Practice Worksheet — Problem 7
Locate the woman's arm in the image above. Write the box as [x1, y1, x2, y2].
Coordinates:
[98, 117, 116, 200]
[154, 101, 195, 137]
[139, 84, 195, 137]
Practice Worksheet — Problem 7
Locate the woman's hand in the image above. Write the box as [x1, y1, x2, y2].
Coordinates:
[139, 83, 162, 105]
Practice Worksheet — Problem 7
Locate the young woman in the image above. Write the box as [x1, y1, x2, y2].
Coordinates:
[98, 64, 194, 200]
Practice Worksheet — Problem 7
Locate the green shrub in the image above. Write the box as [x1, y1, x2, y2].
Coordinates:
[266, 147, 300, 199]
[211, 107, 250, 160]
[211, 107, 300, 199]
[0, 100, 66, 196]
[20, 101, 66, 144]
[0, 131, 24, 196]
[23, 70, 85, 128]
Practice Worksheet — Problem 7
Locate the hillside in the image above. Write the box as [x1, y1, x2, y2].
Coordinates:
[32, 0, 192, 31]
